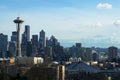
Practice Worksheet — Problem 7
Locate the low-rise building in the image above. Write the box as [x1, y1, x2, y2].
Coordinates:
[18, 57, 43, 66]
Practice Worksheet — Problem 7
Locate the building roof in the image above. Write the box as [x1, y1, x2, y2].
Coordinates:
[66, 62, 99, 73]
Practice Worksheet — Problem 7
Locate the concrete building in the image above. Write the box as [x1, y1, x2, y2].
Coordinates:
[108, 46, 118, 60]
[76, 43, 83, 58]
[70, 46, 77, 58]
[57, 65, 65, 80]
[69, 43, 83, 60]
[83, 48, 93, 61]
[18, 57, 44, 66]
[92, 50, 99, 61]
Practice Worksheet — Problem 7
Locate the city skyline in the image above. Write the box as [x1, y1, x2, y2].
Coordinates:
[1, 0, 120, 48]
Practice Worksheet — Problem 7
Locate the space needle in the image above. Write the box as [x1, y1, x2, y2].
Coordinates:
[13, 17, 24, 57]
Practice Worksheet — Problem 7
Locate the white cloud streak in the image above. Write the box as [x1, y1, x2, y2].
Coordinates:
[96, 3, 112, 9]
[114, 19, 120, 27]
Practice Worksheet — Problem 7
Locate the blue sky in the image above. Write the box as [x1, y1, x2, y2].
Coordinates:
[1, 0, 120, 48]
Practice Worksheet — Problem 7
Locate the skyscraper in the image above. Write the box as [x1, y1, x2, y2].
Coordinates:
[39, 30, 46, 48]
[11, 31, 17, 42]
[31, 35, 38, 55]
[22, 25, 30, 44]
[0, 33, 8, 57]
[76, 43, 82, 58]
[9, 31, 17, 57]
[21, 25, 30, 56]
[26, 41, 32, 57]
[108, 46, 118, 60]
[76, 43, 81, 48]
[44, 46, 52, 58]
[25, 25, 30, 41]
[83, 48, 93, 61]
[31, 35, 38, 48]
[47, 36, 63, 61]
[9, 41, 16, 57]
[48, 36, 59, 47]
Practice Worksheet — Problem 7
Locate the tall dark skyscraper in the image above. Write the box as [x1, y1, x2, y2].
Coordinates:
[21, 25, 30, 56]
[0, 33, 8, 57]
[22, 25, 30, 44]
[47, 36, 59, 47]
[31, 35, 38, 48]
[76, 43, 81, 48]
[31, 35, 38, 55]
[11, 31, 17, 42]
[9, 31, 17, 57]
[75, 43, 83, 58]
[26, 41, 32, 57]
[25, 25, 30, 41]
[39, 30, 46, 48]
[9, 41, 16, 57]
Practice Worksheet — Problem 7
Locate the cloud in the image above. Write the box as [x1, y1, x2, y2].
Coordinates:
[96, 3, 112, 9]
[93, 22, 102, 27]
[114, 19, 120, 27]
[109, 32, 120, 44]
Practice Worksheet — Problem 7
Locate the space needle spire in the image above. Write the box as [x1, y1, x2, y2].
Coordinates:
[13, 17, 24, 57]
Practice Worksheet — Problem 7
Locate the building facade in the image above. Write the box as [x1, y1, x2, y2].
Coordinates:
[22, 25, 30, 44]
[31, 35, 38, 55]
[39, 30, 46, 48]
[108, 46, 118, 60]
[11, 31, 17, 42]
[9, 41, 16, 57]
[0, 33, 8, 57]
[21, 25, 30, 56]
